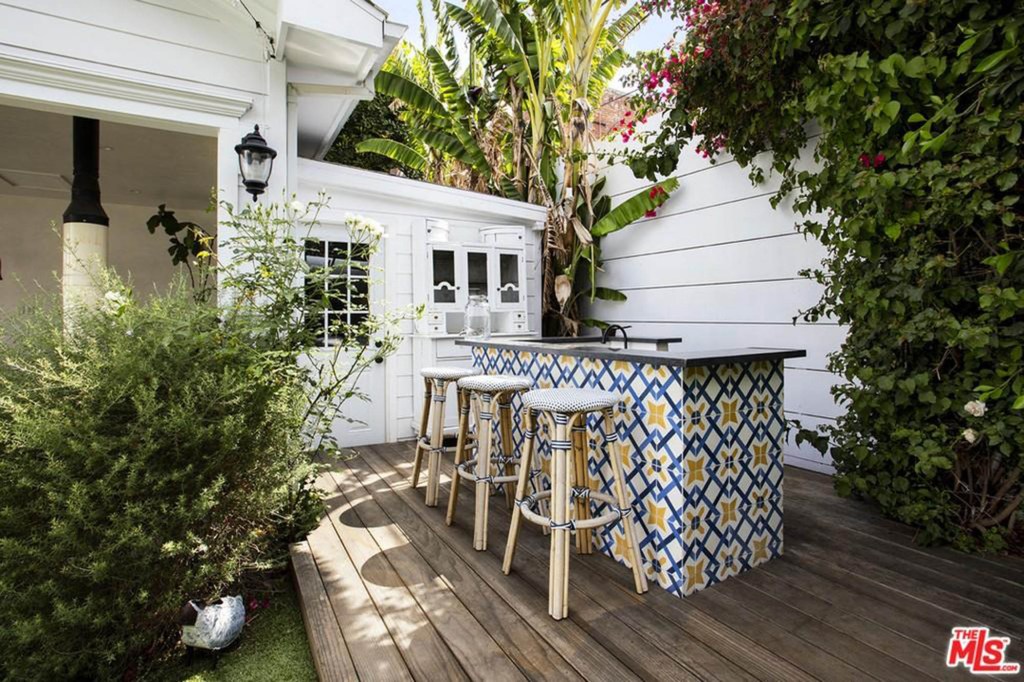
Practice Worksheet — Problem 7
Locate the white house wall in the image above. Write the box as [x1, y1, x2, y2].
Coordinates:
[0, 194, 210, 313]
[591, 137, 844, 473]
[297, 160, 546, 442]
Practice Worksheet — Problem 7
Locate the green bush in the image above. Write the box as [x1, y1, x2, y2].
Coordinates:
[0, 199, 407, 679]
[628, 0, 1023, 548]
[0, 281, 311, 680]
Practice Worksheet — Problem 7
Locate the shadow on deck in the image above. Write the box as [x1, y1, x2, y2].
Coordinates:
[290, 441, 1024, 681]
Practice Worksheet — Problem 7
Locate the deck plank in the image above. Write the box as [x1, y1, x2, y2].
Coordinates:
[319, 471, 470, 681]
[735, 568, 973, 681]
[289, 541, 358, 682]
[324, 463, 525, 682]
[304, 493, 412, 682]
[784, 470, 1024, 586]
[785, 482, 1024, 592]
[335, 458, 586, 681]
[425, 451, 751, 682]
[291, 441, 1024, 681]
[785, 522, 1024, 638]
[351, 444, 643, 681]
[758, 558, 960, 654]
[785, 504, 1024, 616]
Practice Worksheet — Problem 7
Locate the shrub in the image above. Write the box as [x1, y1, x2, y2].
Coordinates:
[627, 0, 1023, 548]
[0, 199, 407, 679]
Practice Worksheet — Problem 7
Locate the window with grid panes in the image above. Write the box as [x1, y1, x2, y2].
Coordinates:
[304, 238, 370, 347]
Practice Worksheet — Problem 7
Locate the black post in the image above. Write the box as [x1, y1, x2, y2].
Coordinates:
[63, 117, 109, 226]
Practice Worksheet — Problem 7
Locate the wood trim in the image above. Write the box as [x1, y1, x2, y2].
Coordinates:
[298, 158, 548, 223]
[0, 51, 253, 121]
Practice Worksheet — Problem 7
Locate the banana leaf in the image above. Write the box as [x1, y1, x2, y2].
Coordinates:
[467, 0, 523, 54]
[591, 287, 627, 301]
[355, 139, 427, 173]
[375, 71, 447, 118]
[426, 47, 470, 119]
[590, 178, 679, 238]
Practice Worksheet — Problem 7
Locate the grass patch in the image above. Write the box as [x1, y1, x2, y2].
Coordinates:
[149, 578, 315, 682]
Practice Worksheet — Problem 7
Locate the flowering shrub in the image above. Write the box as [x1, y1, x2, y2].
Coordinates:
[627, 0, 1023, 549]
[0, 199, 408, 678]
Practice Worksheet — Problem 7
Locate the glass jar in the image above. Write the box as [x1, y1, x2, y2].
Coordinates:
[464, 295, 491, 339]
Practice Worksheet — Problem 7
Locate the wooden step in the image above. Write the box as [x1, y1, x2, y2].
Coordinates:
[290, 541, 357, 681]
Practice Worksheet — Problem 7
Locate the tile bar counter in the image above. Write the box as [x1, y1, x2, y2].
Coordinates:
[456, 338, 806, 598]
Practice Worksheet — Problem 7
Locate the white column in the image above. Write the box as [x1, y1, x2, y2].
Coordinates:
[62, 221, 107, 317]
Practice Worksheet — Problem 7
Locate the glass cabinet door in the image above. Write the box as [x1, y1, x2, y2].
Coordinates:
[465, 248, 491, 299]
[429, 246, 459, 307]
[497, 250, 523, 306]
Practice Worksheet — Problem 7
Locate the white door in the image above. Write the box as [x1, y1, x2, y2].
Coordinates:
[303, 216, 388, 447]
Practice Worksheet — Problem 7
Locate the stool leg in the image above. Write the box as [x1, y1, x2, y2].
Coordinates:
[572, 415, 592, 555]
[503, 408, 535, 575]
[474, 394, 494, 550]
[425, 379, 447, 507]
[446, 388, 471, 526]
[498, 395, 516, 511]
[550, 416, 572, 620]
[412, 377, 431, 488]
[603, 409, 648, 594]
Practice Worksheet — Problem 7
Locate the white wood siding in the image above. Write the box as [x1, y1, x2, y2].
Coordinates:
[590, 138, 843, 472]
[0, 1, 267, 99]
[298, 161, 546, 442]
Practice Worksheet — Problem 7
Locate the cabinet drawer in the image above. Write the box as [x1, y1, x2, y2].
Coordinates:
[436, 339, 472, 360]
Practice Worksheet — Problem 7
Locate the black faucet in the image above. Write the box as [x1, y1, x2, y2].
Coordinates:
[601, 324, 631, 349]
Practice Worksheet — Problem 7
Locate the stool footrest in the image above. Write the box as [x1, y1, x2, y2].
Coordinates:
[457, 458, 519, 485]
[515, 489, 630, 530]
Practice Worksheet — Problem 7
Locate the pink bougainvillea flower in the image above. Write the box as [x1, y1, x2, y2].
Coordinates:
[645, 209, 658, 218]
[858, 153, 872, 168]
[874, 153, 886, 167]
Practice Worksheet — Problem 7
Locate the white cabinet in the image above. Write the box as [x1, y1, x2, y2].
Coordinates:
[424, 238, 527, 334]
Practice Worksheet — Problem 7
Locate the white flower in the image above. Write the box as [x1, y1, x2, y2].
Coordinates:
[964, 400, 987, 417]
[288, 200, 306, 214]
[962, 428, 979, 444]
[346, 213, 384, 235]
[102, 290, 129, 316]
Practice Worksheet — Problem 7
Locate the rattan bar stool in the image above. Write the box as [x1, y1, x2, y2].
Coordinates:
[502, 388, 648, 620]
[413, 366, 480, 506]
[445, 374, 534, 551]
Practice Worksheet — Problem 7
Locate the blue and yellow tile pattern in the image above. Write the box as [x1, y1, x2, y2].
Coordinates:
[471, 347, 785, 598]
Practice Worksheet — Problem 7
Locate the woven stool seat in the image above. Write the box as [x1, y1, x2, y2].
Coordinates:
[420, 366, 481, 380]
[521, 388, 617, 413]
[458, 374, 533, 393]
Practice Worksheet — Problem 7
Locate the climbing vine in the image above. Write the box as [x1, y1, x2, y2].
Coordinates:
[628, 0, 1024, 549]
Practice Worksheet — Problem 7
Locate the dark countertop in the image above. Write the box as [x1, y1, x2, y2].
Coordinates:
[531, 335, 683, 345]
[455, 338, 806, 368]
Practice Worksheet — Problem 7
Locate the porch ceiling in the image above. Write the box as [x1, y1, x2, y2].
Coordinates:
[279, 0, 406, 159]
[0, 103, 215, 208]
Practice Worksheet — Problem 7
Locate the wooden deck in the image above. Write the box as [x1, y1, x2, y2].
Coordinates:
[291, 441, 1024, 681]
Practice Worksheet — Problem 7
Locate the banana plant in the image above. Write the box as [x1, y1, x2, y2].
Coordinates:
[559, 176, 679, 334]
[356, 1, 674, 336]
[357, 29, 500, 193]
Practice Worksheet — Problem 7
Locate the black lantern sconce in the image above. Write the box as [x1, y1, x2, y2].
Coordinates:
[234, 125, 277, 201]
